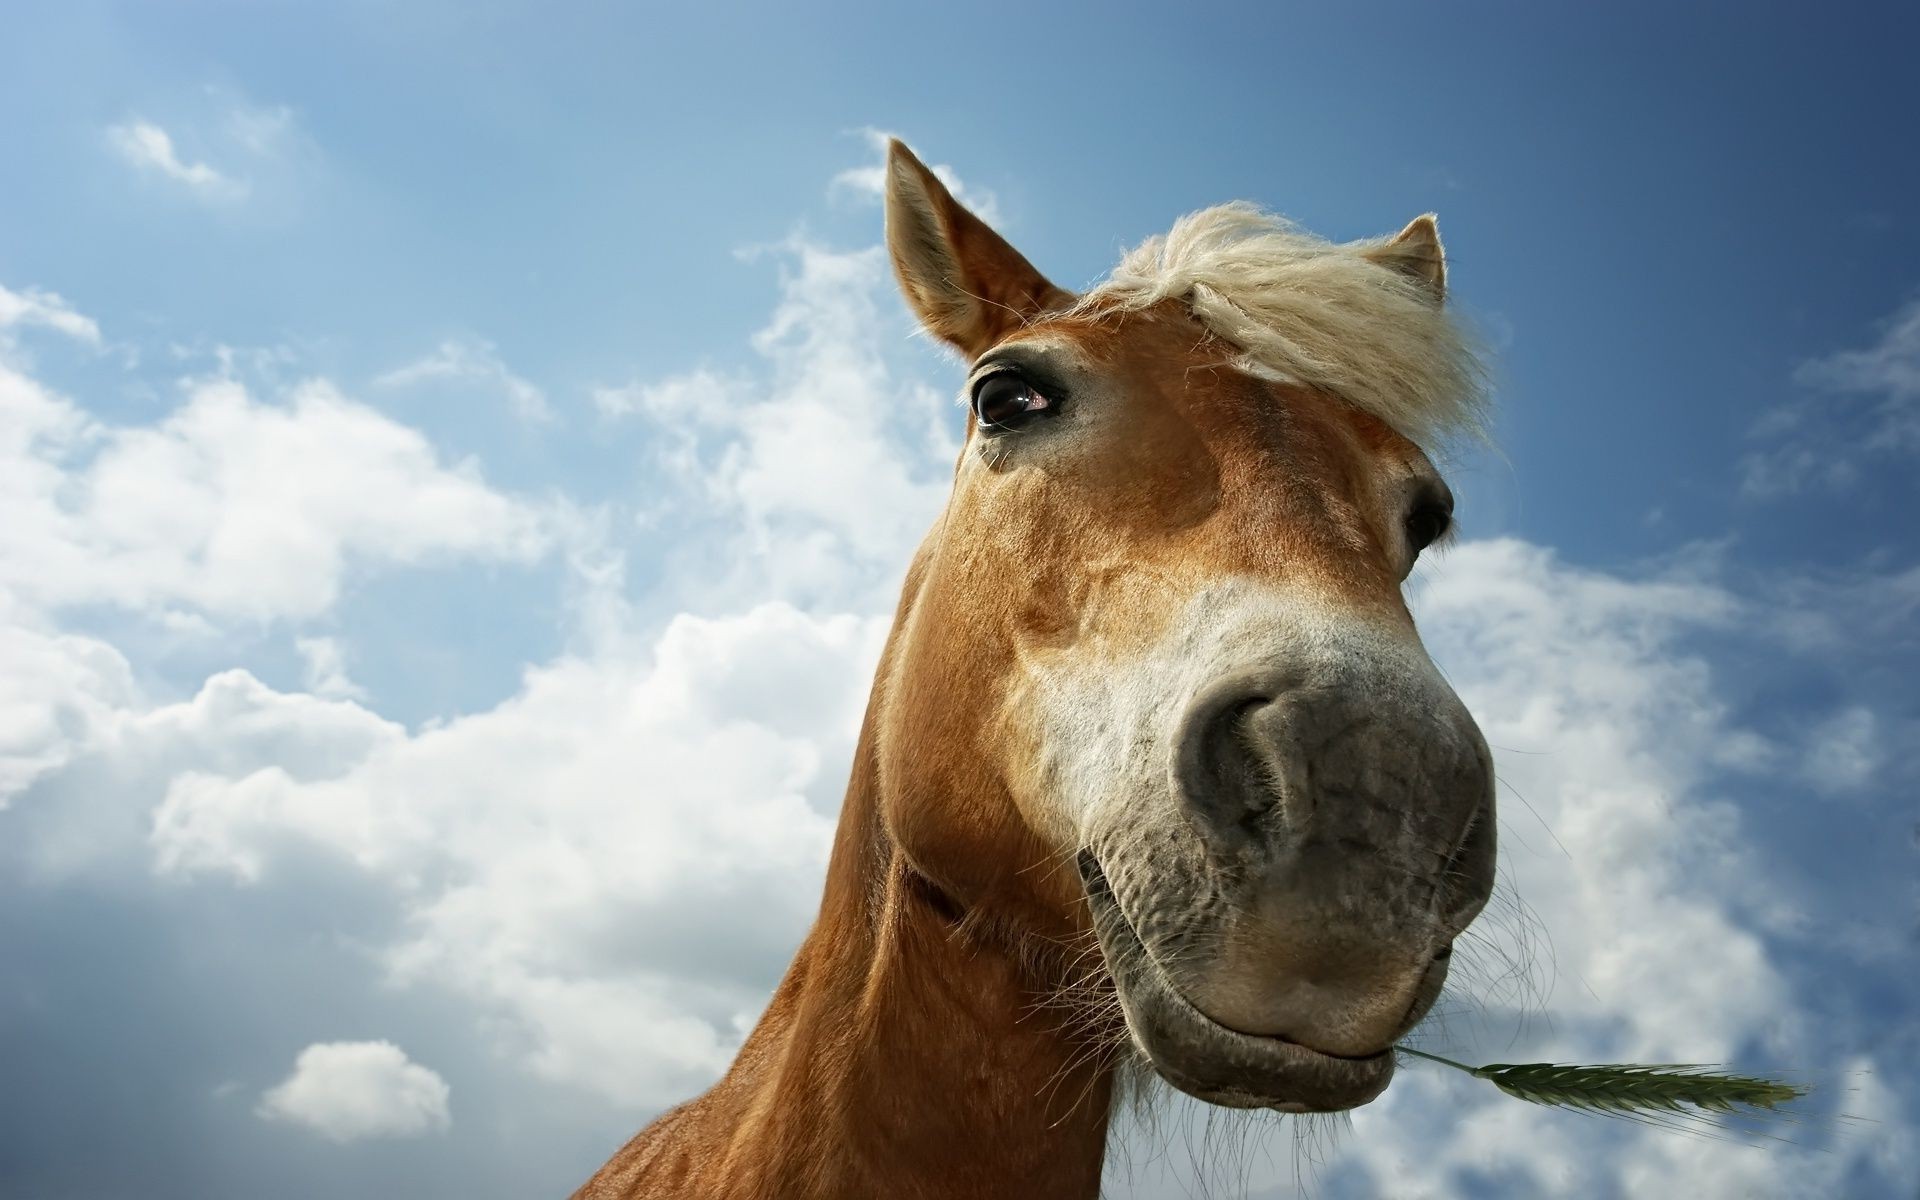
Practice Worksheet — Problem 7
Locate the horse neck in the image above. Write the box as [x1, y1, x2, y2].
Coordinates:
[689, 688, 1116, 1199]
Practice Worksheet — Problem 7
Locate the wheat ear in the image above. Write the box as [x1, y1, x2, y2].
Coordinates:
[1397, 1046, 1806, 1119]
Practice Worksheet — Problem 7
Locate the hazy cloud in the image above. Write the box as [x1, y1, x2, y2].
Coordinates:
[1743, 297, 1920, 496]
[107, 119, 241, 198]
[294, 636, 367, 701]
[0, 283, 103, 346]
[103, 95, 313, 208]
[377, 337, 554, 423]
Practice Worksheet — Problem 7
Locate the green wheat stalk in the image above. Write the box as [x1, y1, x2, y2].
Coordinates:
[1397, 1046, 1807, 1123]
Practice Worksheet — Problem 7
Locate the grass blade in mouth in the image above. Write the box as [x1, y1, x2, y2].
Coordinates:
[1397, 1046, 1807, 1121]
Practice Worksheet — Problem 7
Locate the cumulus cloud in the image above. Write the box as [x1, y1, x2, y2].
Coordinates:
[0, 282, 548, 816]
[0, 603, 139, 805]
[1743, 297, 1920, 496]
[16, 229, 932, 1104]
[257, 1041, 450, 1142]
[376, 337, 553, 423]
[0, 365, 548, 623]
[152, 602, 883, 1105]
[16, 666, 402, 878]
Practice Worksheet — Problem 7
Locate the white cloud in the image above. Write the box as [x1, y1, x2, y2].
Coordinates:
[0, 601, 139, 806]
[1744, 297, 1920, 496]
[603, 239, 955, 608]
[377, 337, 553, 423]
[0, 313, 550, 811]
[0, 229, 924, 1108]
[4, 266, 920, 1093]
[23, 667, 402, 876]
[830, 127, 1003, 225]
[0, 365, 548, 623]
[257, 1041, 450, 1142]
[151, 601, 882, 1105]
[107, 119, 240, 198]
[0, 283, 102, 346]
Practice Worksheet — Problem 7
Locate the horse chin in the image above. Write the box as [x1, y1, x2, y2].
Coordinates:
[1077, 851, 1396, 1113]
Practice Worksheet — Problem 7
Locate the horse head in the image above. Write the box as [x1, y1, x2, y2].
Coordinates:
[873, 141, 1495, 1114]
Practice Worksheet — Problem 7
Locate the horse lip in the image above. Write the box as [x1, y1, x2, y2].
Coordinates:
[1076, 850, 1396, 1112]
[1189, 1004, 1395, 1063]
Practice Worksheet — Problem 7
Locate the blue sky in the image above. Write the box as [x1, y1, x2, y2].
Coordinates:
[2, 3, 1916, 1197]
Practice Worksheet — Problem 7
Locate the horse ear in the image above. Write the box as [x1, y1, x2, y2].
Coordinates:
[1363, 214, 1447, 303]
[884, 140, 1070, 355]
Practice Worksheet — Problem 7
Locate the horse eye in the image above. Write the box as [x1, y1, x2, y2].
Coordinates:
[1405, 504, 1452, 554]
[971, 372, 1053, 432]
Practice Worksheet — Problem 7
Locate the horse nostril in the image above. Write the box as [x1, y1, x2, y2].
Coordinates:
[1171, 670, 1297, 857]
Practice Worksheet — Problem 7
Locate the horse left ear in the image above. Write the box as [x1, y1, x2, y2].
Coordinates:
[884, 140, 1071, 356]
[1363, 214, 1447, 303]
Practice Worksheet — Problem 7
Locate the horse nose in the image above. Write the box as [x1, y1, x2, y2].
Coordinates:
[1169, 663, 1494, 921]
[1167, 663, 1495, 1051]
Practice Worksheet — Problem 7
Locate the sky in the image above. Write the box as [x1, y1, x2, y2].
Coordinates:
[2, 2, 1917, 1197]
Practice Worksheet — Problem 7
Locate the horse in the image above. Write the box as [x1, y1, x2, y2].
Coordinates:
[573, 140, 1496, 1200]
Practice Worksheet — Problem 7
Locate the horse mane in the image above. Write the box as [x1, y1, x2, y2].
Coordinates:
[1071, 202, 1490, 452]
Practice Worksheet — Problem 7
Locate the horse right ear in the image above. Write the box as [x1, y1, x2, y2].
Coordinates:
[1363, 214, 1448, 304]
[884, 141, 1070, 357]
